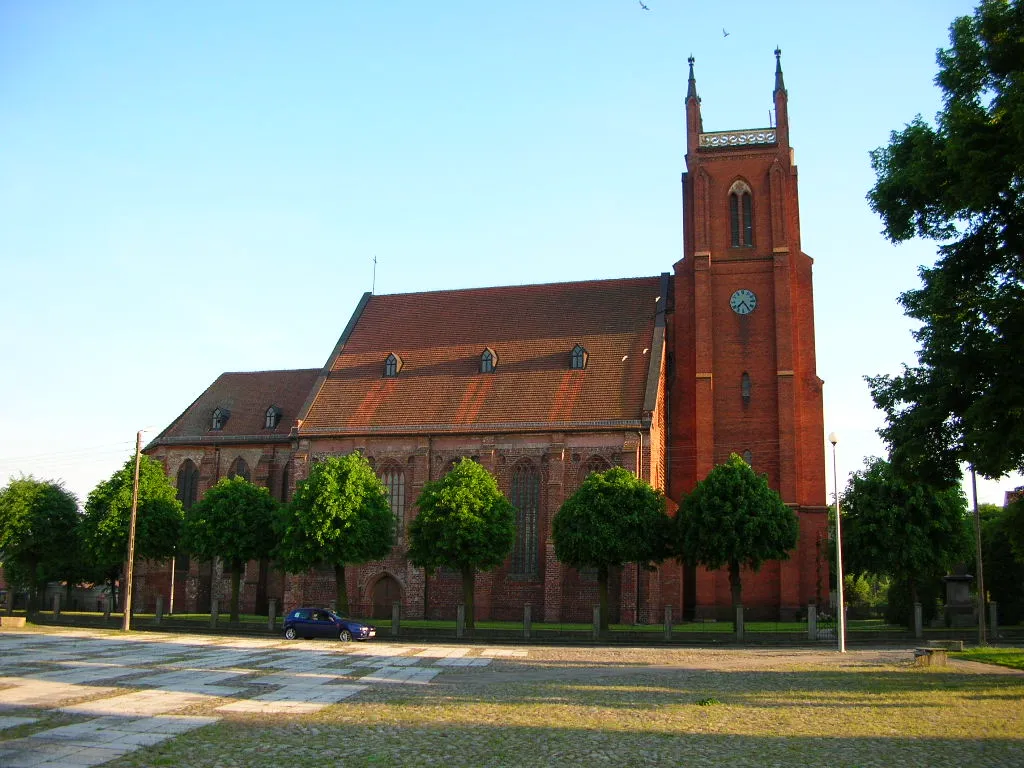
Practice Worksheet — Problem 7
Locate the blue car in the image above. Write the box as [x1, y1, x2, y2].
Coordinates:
[283, 607, 376, 642]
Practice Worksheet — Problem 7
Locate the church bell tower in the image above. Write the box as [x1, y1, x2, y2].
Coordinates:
[668, 51, 827, 620]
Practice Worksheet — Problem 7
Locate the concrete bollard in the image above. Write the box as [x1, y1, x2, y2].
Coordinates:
[523, 603, 532, 640]
[592, 605, 601, 640]
[211, 599, 219, 629]
[52, 593, 61, 616]
[807, 604, 817, 640]
[155, 595, 164, 624]
[456, 604, 465, 639]
[268, 599, 277, 631]
[664, 605, 673, 641]
[914, 602, 923, 639]
[735, 604, 745, 641]
[392, 601, 401, 637]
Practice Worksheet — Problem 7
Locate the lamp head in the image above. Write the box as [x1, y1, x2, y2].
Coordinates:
[828, 432, 838, 447]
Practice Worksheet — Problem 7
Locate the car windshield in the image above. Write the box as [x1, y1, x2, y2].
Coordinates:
[328, 610, 346, 621]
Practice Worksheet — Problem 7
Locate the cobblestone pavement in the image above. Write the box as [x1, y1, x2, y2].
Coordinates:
[0, 628, 513, 767]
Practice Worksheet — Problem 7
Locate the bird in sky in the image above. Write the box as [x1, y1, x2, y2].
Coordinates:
[723, 28, 730, 37]
[639, 1, 650, 10]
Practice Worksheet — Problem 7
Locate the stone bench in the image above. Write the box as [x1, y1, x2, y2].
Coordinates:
[928, 639, 964, 652]
[914, 647, 948, 666]
[0, 616, 27, 629]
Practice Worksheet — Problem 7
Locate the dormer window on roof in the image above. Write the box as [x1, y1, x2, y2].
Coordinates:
[480, 347, 497, 374]
[571, 344, 588, 370]
[265, 405, 282, 429]
[211, 407, 230, 431]
[384, 353, 403, 378]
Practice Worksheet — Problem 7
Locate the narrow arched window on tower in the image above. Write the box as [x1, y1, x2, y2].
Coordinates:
[741, 372, 752, 406]
[729, 181, 754, 247]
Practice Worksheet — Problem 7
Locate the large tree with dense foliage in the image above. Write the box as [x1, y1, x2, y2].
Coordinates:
[406, 459, 515, 630]
[274, 453, 394, 614]
[553, 467, 672, 632]
[840, 457, 971, 626]
[973, 501, 1024, 625]
[0, 476, 80, 611]
[866, 0, 1024, 485]
[80, 455, 183, 610]
[182, 476, 279, 622]
[675, 454, 798, 615]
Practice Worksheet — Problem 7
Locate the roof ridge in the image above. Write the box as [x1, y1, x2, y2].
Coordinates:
[372, 274, 662, 300]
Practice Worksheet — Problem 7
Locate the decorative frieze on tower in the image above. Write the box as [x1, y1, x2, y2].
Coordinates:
[669, 51, 827, 619]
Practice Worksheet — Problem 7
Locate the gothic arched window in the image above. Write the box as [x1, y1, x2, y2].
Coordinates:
[176, 459, 199, 511]
[265, 406, 282, 429]
[741, 372, 752, 406]
[211, 407, 229, 431]
[384, 353, 402, 377]
[379, 464, 406, 540]
[729, 181, 753, 247]
[510, 461, 540, 577]
[571, 344, 588, 370]
[581, 454, 611, 483]
[227, 457, 250, 482]
[480, 347, 497, 373]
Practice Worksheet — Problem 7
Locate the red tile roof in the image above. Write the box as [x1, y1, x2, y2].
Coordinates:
[300, 277, 663, 434]
[154, 369, 321, 444]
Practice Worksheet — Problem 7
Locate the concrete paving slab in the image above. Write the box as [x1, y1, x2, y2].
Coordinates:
[0, 715, 38, 730]
[60, 689, 222, 717]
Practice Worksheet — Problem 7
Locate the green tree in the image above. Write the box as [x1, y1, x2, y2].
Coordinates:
[675, 454, 798, 619]
[971, 502, 1024, 625]
[0, 476, 80, 611]
[275, 453, 394, 615]
[182, 476, 279, 622]
[1006, 488, 1024, 563]
[841, 457, 971, 627]
[80, 455, 183, 610]
[407, 459, 515, 630]
[553, 467, 672, 632]
[866, 0, 1024, 484]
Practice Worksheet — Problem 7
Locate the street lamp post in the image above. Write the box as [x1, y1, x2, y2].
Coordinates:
[828, 432, 846, 653]
[121, 430, 144, 632]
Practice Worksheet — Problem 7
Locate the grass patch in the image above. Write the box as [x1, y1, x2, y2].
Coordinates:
[952, 647, 1024, 671]
[107, 648, 1024, 768]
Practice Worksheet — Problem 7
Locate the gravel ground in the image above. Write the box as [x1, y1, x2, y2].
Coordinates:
[104, 645, 1024, 768]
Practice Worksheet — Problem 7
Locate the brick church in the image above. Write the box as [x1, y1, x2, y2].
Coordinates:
[144, 52, 829, 623]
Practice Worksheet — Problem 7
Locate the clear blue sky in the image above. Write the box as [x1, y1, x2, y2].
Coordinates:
[2, 0, 1016, 507]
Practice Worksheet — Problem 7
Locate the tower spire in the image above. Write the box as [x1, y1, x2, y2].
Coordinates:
[686, 55, 698, 101]
[773, 47, 786, 95]
[685, 55, 703, 155]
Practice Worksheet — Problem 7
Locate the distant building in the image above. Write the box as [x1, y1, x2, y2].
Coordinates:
[144, 52, 828, 622]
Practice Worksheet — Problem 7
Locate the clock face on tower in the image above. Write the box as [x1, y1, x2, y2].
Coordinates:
[729, 288, 757, 315]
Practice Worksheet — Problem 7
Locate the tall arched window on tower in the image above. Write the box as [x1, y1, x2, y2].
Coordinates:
[729, 181, 753, 247]
[510, 461, 540, 577]
[741, 372, 752, 406]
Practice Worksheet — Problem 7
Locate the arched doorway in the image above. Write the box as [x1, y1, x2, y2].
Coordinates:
[371, 575, 402, 619]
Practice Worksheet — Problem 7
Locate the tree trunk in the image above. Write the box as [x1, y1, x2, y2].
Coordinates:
[335, 563, 349, 615]
[229, 560, 242, 623]
[598, 564, 610, 634]
[108, 574, 119, 616]
[461, 566, 475, 630]
[729, 560, 742, 630]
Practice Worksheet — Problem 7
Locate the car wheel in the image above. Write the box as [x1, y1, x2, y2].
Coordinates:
[284, 627, 297, 640]
[339, 629, 353, 642]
